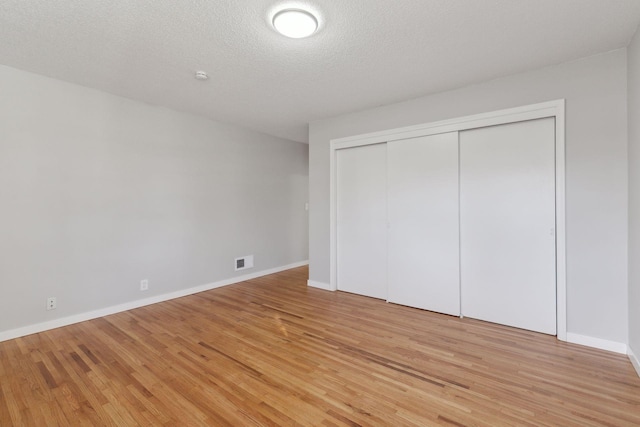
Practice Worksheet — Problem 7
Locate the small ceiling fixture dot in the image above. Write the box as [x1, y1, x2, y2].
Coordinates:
[194, 71, 209, 81]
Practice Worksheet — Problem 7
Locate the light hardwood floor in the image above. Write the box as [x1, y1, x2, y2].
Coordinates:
[1, 266, 639, 426]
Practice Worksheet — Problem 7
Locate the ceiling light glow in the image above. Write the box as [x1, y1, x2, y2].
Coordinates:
[272, 9, 318, 38]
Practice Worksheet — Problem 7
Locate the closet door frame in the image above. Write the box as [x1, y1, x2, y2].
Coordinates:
[328, 100, 567, 341]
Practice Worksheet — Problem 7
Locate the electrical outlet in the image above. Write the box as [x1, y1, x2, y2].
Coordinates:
[140, 279, 149, 291]
[46, 297, 57, 310]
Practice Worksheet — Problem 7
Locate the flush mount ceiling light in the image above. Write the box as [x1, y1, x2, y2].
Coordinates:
[272, 8, 318, 38]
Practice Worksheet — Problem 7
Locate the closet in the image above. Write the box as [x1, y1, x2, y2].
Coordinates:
[336, 143, 387, 300]
[460, 118, 556, 335]
[335, 113, 558, 335]
[387, 132, 460, 316]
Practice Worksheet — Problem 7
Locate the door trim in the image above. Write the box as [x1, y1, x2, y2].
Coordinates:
[329, 100, 567, 341]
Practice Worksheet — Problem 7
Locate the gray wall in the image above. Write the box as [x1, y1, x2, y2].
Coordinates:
[309, 50, 628, 344]
[0, 64, 308, 334]
[629, 26, 640, 358]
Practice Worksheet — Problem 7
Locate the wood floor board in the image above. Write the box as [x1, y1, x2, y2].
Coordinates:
[1, 266, 639, 426]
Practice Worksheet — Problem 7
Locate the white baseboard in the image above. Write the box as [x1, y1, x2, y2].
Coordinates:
[629, 346, 640, 377]
[0, 260, 309, 343]
[566, 332, 627, 354]
[307, 280, 333, 291]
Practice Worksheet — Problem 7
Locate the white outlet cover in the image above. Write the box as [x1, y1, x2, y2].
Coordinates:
[140, 279, 149, 291]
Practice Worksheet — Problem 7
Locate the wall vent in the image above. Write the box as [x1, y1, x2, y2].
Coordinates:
[235, 255, 254, 271]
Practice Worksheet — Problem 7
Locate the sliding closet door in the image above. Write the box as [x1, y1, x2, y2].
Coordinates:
[336, 143, 387, 299]
[460, 118, 556, 334]
[387, 133, 460, 315]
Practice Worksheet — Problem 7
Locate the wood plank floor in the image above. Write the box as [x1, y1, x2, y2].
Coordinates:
[1, 266, 639, 426]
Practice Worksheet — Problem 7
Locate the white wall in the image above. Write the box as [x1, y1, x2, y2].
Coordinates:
[0, 64, 308, 336]
[309, 50, 628, 345]
[629, 25, 640, 367]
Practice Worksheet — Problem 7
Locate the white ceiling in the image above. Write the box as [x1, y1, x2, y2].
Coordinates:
[1, 1, 640, 143]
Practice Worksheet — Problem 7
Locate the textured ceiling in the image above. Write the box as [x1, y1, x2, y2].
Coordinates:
[1, 1, 640, 143]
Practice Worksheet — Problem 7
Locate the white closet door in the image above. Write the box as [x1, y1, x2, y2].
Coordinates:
[387, 133, 460, 315]
[336, 143, 387, 299]
[460, 118, 556, 335]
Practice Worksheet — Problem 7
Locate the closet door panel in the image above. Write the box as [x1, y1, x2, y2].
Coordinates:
[460, 118, 556, 334]
[388, 133, 460, 315]
[336, 143, 387, 299]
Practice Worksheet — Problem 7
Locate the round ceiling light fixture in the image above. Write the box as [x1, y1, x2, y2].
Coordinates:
[272, 8, 318, 38]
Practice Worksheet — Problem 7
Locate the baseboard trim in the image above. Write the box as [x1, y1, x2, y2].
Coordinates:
[566, 332, 627, 354]
[629, 346, 640, 377]
[307, 280, 333, 291]
[0, 260, 309, 343]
